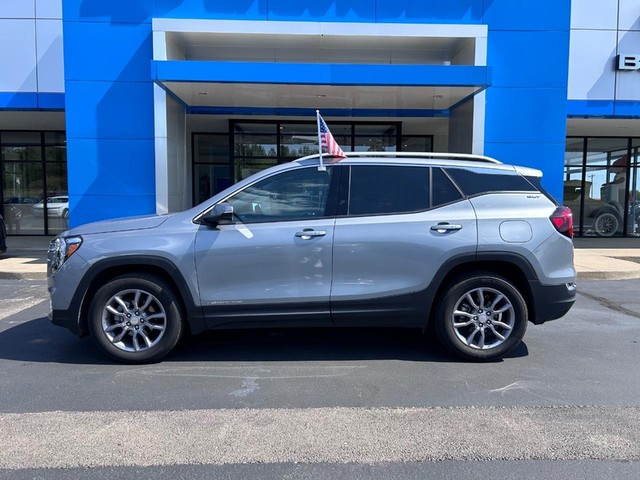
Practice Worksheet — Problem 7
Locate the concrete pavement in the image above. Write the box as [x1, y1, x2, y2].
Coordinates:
[0, 235, 639, 280]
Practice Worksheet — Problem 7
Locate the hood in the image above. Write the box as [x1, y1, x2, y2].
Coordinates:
[64, 214, 171, 236]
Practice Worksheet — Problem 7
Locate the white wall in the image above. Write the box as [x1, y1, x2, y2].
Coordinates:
[166, 95, 190, 212]
[154, 86, 189, 214]
[0, 0, 63, 93]
[568, 0, 640, 101]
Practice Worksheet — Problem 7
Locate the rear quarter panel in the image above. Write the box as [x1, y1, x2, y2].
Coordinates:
[470, 193, 576, 285]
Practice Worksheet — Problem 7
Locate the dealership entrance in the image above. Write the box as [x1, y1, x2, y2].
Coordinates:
[151, 19, 490, 214]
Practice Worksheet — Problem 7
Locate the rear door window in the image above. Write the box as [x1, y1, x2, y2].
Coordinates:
[347, 165, 429, 216]
[432, 168, 463, 207]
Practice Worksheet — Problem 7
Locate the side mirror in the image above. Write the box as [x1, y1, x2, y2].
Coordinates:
[201, 203, 233, 226]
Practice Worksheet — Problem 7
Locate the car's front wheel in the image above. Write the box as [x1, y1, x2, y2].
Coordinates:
[88, 274, 183, 363]
[435, 273, 528, 361]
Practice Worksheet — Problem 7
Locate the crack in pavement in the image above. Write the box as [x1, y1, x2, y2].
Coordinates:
[577, 291, 640, 320]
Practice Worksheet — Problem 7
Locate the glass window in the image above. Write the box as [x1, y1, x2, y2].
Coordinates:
[563, 165, 584, 235]
[353, 136, 396, 152]
[1, 132, 41, 145]
[2, 162, 44, 234]
[194, 134, 229, 163]
[580, 166, 624, 237]
[630, 140, 640, 235]
[445, 168, 536, 196]
[1, 146, 41, 161]
[586, 138, 628, 166]
[226, 167, 334, 223]
[0, 130, 68, 235]
[353, 125, 397, 153]
[279, 123, 318, 158]
[45, 162, 69, 234]
[235, 158, 278, 182]
[432, 168, 462, 207]
[348, 165, 429, 216]
[194, 165, 232, 204]
[401, 136, 433, 152]
[564, 138, 584, 167]
[234, 135, 278, 158]
[45, 145, 66, 163]
[44, 132, 66, 145]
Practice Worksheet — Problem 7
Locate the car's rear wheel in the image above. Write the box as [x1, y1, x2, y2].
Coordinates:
[594, 211, 619, 237]
[88, 274, 183, 363]
[435, 273, 527, 361]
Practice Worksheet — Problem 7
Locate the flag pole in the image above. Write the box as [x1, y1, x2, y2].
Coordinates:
[316, 110, 326, 172]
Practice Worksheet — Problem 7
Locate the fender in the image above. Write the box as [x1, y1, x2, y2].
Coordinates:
[423, 250, 540, 325]
[68, 255, 205, 337]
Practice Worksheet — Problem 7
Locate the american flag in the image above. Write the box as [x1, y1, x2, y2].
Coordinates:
[317, 112, 347, 159]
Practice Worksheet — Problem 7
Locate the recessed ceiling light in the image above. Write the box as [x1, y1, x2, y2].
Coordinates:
[433, 95, 445, 100]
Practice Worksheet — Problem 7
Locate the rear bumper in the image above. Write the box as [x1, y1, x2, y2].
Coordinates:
[529, 280, 576, 324]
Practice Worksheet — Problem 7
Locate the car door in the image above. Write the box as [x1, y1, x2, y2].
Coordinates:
[331, 164, 478, 326]
[194, 165, 339, 328]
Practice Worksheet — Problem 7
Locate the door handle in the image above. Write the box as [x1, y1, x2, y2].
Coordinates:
[430, 223, 463, 234]
[295, 229, 327, 239]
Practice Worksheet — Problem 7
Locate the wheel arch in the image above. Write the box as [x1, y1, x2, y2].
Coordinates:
[74, 256, 204, 337]
[425, 252, 537, 329]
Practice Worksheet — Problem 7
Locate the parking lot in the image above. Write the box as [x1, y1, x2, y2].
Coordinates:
[1, 276, 639, 479]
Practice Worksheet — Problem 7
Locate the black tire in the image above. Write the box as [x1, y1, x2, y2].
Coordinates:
[88, 274, 183, 363]
[594, 211, 619, 237]
[435, 273, 528, 361]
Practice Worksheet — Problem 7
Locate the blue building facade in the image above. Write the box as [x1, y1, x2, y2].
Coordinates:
[1, 1, 639, 237]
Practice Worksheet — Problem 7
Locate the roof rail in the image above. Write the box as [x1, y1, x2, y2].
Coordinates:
[295, 152, 501, 164]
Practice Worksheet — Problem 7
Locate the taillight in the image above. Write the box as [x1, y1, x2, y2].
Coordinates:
[550, 206, 573, 238]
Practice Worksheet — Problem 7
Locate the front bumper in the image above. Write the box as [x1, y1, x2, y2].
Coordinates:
[529, 280, 577, 324]
[49, 308, 83, 336]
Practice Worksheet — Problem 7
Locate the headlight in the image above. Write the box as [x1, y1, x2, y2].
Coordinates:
[48, 236, 82, 274]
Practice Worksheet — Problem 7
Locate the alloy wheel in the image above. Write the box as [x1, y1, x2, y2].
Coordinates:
[101, 288, 167, 352]
[451, 287, 515, 350]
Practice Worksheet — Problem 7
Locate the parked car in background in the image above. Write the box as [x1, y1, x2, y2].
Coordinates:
[564, 180, 623, 237]
[32, 196, 69, 219]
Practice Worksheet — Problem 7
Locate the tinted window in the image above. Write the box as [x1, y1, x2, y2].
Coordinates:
[226, 167, 334, 223]
[445, 167, 537, 196]
[348, 166, 429, 215]
[525, 176, 558, 205]
[432, 168, 463, 207]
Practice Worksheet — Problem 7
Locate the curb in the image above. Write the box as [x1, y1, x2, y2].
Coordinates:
[577, 271, 640, 281]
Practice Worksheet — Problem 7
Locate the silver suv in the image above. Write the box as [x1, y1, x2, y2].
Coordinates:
[48, 153, 576, 363]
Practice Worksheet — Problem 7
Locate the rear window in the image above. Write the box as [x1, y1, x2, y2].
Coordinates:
[445, 167, 537, 196]
[525, 175, 558, 205]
